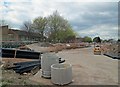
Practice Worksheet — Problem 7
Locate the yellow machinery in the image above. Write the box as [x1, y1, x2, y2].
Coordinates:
[93, 45, 101, 55]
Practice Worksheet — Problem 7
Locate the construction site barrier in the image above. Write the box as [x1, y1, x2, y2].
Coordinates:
[1, 48, 41, 59]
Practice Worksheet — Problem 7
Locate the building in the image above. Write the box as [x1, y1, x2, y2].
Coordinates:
[0, 25, 41, 42]
[75, 37, 84, 43]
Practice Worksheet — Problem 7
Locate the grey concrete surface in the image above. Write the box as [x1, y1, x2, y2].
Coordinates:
[30, 47, 118, 85]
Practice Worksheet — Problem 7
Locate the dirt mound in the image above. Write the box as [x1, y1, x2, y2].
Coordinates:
[101, 43, 119, 58]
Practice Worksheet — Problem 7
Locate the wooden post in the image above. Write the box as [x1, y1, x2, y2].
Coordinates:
[14, 49, 17, 58]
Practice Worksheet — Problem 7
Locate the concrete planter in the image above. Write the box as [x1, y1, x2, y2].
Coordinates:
[51, 63, 72, 85]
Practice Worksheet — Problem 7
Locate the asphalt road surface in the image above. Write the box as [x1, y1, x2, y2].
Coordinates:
[30, 47, 118, 85]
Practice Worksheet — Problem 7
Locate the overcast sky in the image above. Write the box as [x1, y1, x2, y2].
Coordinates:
[0, 0, 119, 40]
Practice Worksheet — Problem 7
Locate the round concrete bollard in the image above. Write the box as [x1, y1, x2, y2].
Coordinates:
[51, 63, 72, 85]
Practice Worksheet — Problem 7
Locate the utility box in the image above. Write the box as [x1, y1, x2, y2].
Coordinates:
[51, 63, 72, 85]
[41, 53, 59, 78]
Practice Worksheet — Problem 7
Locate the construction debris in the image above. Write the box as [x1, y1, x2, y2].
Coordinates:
[25, 42, 91, 53]
[2, 60, 15, 69]
[13, 61, 41, 74]
[2, 48, 42, 59]
[2, 57, 65, 74]
[101, 43, 120, 59]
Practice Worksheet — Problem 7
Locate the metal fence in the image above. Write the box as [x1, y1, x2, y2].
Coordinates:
[1, 41, 38, 48]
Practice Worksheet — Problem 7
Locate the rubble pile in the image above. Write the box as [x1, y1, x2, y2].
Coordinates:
[2, 58, 65, 74]
[102, 43, 120, 59]
[25, 42, 91, 53]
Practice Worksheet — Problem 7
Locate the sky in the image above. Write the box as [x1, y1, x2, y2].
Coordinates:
[0, 0, 119, 40]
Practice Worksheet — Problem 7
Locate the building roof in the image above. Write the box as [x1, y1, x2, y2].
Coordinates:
[9, 29, 41, 37]
[0, 25, 8, 28]
[0, 25, 43, 38]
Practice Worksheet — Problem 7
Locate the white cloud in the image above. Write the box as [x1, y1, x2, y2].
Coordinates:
[78, 24, 118, 40]
[3, 0, 119, 2]
[0, 0, 118, 40]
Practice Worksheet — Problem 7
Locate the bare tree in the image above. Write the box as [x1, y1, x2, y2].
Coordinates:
[21, 21, 33, 32]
